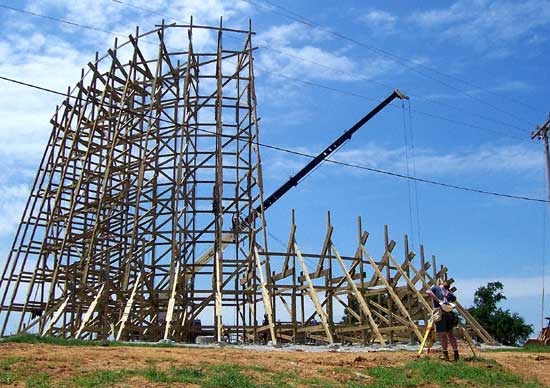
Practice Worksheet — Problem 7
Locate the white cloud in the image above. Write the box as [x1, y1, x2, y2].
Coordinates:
[266, 141, 543, 180]
[360, 9, 397, 32]
[457, 275, 550, 301]
[412, 0, 550, 53]
[0, 185, 30, 236]
[334, 142, 542, 177]
[255, 21, 403, 83]
[422, 80, 533, 102]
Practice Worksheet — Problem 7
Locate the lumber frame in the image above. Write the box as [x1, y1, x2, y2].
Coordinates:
[0, 20, 493, 347]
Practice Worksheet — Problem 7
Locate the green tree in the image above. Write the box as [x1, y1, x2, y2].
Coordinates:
[468, 281, 533, 346]
[341, 295, 360, 324]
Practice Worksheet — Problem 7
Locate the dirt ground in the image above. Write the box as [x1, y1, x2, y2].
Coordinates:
[1, 343, 549, 387]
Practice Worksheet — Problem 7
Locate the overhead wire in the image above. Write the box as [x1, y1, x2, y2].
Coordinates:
[242, 0, 541, 119]
[0, 74, 547, 205]
[107, 0, 532, 136]
[0, 1, 533, 142]
[262, 69, 529, 142]
[0, 4, 117, 36]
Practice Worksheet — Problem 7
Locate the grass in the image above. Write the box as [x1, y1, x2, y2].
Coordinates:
[0, 356, 25, 385]
[487, 343, 550, 353]
[1, 338, 547, 388]
[0, 359, 542, 388]
[25, 372, 51, 388]
[69, 370, 130, 388]
[0, 333, 177, 348]
[2, 333, 102, 347]
[355, 358, 542, 388]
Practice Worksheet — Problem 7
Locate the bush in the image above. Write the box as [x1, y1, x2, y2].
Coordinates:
[468, 282, 533, 346]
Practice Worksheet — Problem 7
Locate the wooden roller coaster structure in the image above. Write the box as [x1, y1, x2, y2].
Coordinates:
[0, 18, 495, 346]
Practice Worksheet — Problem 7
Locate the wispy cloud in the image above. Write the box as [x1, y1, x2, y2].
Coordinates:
[421, 80, 533, 102]
[264, 141, 543, 180]
[335, 142, 542, 177]
[456, 275, 550, 304]
[0, 185, 30, 236]
[411, 0, 550, 54]
[359, 9, 397, 32]
[255, 21, 401, 83]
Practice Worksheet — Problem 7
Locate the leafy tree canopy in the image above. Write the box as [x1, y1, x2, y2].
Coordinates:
[468, 281, 533, 346]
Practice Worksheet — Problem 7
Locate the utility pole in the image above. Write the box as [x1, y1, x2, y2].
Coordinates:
[532, 113, 550, 333]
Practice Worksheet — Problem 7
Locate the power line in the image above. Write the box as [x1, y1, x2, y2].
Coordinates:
[1, 2, 532, 142]
[0, 4, 158, 47]
[0, 4, 117, 36]
[108, 0, 531, 136]
[0, 74, 547, 204]
[243, 0, 540, 122]
[263, 70, 529, 141]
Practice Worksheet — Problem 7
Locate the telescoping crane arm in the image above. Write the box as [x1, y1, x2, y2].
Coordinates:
[186, 89, 408, 277]
[254, 88, 409, 217]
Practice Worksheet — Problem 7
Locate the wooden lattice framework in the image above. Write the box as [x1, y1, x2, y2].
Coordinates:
[248, 211, 495, 345]
[0, 19, 494, 346]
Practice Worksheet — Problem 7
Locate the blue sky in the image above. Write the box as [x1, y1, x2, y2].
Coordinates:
[0, 0, 549, 334]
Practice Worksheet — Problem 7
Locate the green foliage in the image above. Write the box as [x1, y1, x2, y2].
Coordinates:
[488, 343, 550, 353]
[0, 356, 25, 369]
[359, 358, 541, 388]
[2, 333, 104, 347]
[1, 333, 176, 348]
[203, 365, 256, 388]
[341, 295, 360, 324]
[170, 366, 205, 383]
[25, 372, 51, 388]
[468, 282, 533, 346]
[0, 356, 25, 384]
[69, 370, 130, 388]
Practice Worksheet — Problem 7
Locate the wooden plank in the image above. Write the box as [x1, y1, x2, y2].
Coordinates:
[41, 296, 70, 336]
[254, 247, 277, 345]
[75, 284, 105, 339]
[332, 245, 386, 345]
[163, 263, 180, 340]
[294, 243, 333, 344]
[386, 252, 432, 312]
[116, 272, 142, 341]
[361, 245, 424, 342]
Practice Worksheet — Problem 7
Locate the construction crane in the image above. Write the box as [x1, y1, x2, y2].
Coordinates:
[254, 88, 409, 216]
[186, 89, 409, 276]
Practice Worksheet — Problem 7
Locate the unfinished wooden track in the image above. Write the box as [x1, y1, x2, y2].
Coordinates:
[0, 19, 494, 346]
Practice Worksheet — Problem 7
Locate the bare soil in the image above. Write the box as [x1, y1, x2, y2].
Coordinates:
[0, 343, 549, 387]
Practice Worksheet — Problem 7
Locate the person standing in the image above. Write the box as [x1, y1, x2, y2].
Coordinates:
[427, 279, 459, 361]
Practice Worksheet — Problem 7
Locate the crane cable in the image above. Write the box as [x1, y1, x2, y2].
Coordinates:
[402, 101, 415, 251]
[408, 100, 422, 248]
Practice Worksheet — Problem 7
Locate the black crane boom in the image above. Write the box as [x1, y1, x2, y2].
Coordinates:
[255, 88, 408, 216]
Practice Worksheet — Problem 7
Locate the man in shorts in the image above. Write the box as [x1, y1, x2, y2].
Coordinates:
[427, 279, 459, 361]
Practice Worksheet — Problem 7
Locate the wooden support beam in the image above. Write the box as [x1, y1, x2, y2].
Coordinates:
[386, 252, 432, 312]
[164, 263, 180, 340]
[294, 243, 334, 344]
[331, 244, 386, 345]
[254, 247, 277, 345]
[41, 296, 70, 336]
[361, 245, 423, 342]
[116, 272, 142, 341]
[75, 284, 105, 339]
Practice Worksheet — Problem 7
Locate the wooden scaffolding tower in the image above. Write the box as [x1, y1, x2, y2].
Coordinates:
[0, 19, 494, 346]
